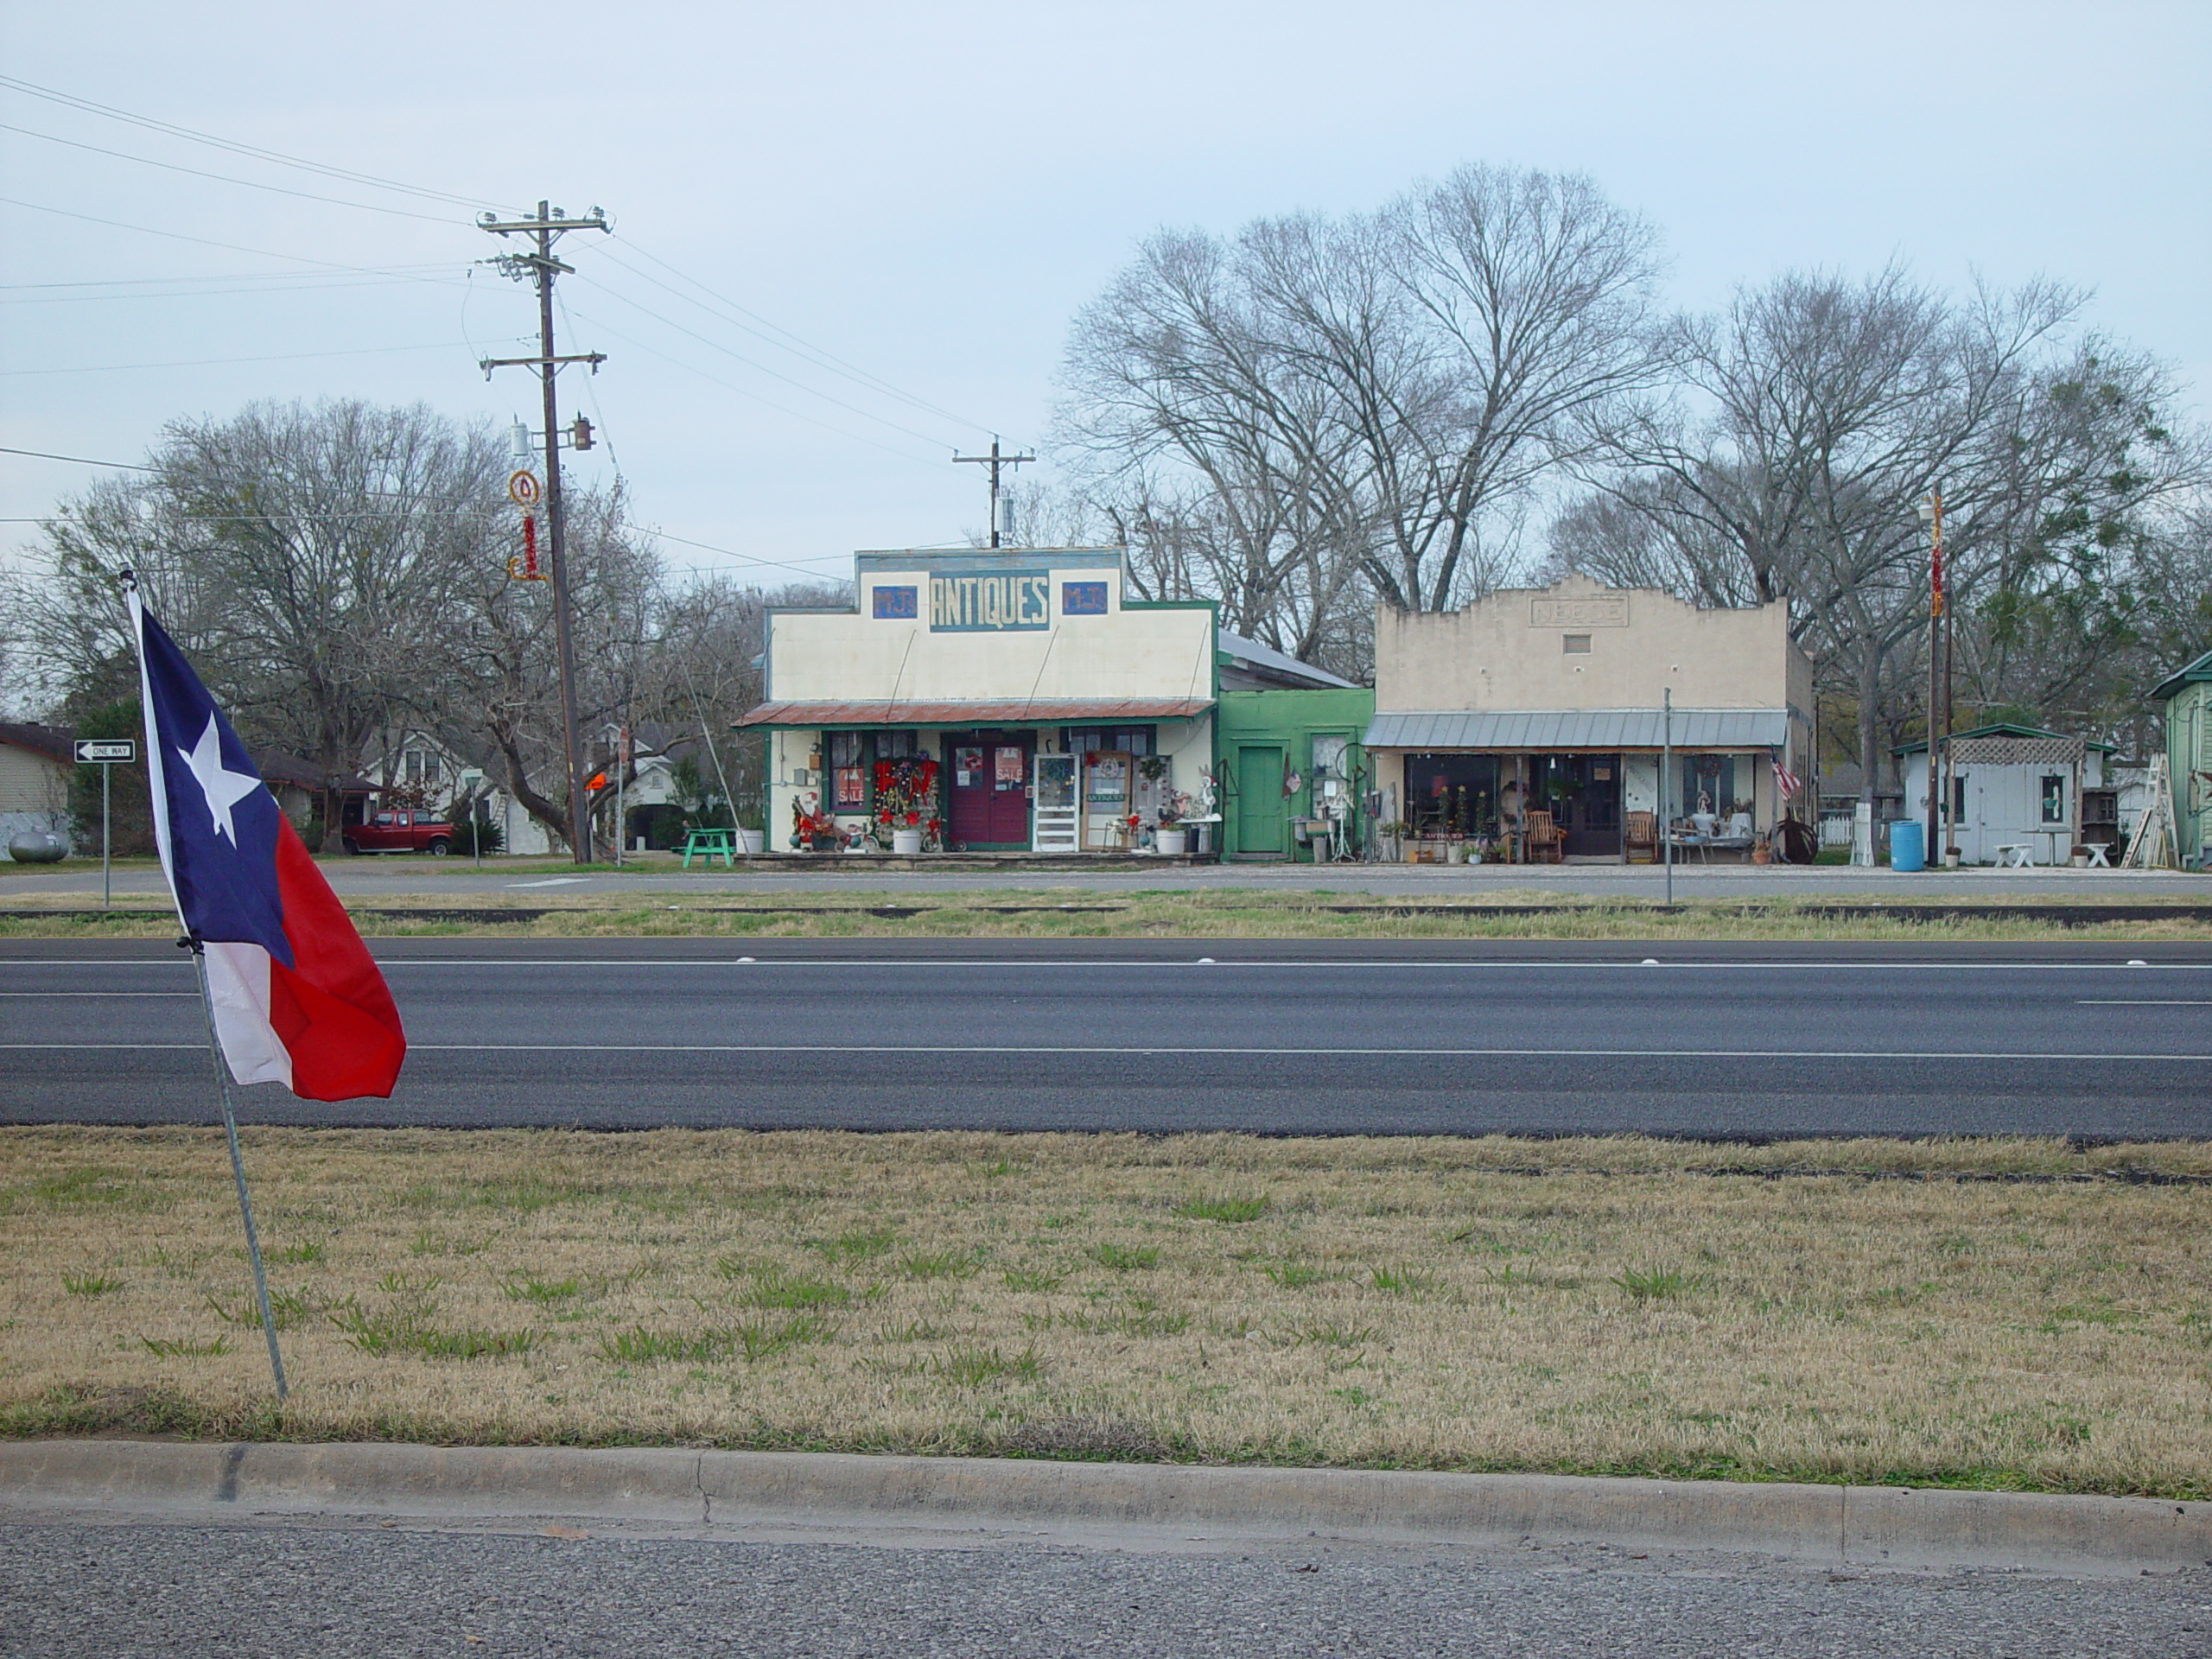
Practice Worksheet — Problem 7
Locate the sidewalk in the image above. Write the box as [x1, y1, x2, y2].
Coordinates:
[5, 855, 2206, 901]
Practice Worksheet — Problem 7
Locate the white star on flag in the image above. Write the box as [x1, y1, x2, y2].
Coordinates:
[176, 715, 263, 843]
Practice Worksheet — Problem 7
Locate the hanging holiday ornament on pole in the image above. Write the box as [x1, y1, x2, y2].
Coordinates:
[507, 469, 547, 582]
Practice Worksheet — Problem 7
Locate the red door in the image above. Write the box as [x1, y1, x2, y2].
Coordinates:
[946, 733, 1032, 849]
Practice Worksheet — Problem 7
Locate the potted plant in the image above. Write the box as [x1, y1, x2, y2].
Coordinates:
[1155, 788, 1190, 855]
[872, 757, 938, 855]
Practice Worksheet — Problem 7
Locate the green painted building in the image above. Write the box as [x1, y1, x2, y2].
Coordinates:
[1212, 646, 1375, 861]
[2151, 646, 2212, 868]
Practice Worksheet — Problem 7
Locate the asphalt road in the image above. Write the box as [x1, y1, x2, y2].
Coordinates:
[3, 1520, 2206, 1659]
[3, 939, 2207, 1137]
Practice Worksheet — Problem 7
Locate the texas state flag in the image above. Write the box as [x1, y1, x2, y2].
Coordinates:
[130, 586, 406, 1100]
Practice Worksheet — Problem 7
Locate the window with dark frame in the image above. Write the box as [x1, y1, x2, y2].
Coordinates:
[828, 731, 868, 810]
[2040, 774, 2066, 824]
[1065, 725, 1154, 757]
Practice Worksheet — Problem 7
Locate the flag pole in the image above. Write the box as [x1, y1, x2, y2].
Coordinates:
[183, 938, 288, 1400]
[123, 568, 287, 1400]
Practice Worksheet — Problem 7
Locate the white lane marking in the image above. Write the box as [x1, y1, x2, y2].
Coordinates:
[5, 957, 2207, 972]
[6, 1044, 2206, 1061]
[2079, 1000, 2212, 1006]
[505, 878, 591, 888]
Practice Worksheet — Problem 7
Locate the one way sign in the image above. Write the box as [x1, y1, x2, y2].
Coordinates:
[73, 739, 137, 764]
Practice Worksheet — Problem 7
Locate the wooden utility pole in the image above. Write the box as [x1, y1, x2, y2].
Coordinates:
[953, 437, 1033, 548]
[1921, 489, 1943, 866]
[479, 201, 610, 864]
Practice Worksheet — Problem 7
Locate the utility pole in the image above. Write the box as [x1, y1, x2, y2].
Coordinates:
[1662, 687, 1673, 906]
[953, 437, 1033, 549]
[1919, 488, 1943, 868]
[479, 200, 610, 865]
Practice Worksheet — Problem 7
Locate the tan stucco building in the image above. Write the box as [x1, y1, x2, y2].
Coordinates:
[1363, 575, 1815, 859]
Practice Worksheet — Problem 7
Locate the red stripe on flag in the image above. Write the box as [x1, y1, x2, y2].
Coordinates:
[266, 818, 406, 1100]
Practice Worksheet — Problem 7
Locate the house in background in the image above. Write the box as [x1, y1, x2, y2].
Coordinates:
[0, 721, 76, 850]
[2150, 646, 2212, 868]
[250, 752, 378, 846]
[1895, 723, 2117, 866]
[1361, 575, 1815, 860]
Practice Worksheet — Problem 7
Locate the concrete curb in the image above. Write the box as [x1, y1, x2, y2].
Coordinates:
[3, 1441, 2206, 1575]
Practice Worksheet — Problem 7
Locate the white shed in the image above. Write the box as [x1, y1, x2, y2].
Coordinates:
[1895, 724, 2114, 866]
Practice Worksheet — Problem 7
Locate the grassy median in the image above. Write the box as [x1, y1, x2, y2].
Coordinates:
[3, 1127, 2209, 1498]
[3, 888, 2211, 942]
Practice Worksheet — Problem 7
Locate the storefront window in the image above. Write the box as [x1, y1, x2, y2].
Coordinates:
[1402, 753, 1498, 837]
[1066, 726, 1153, 757]
[1681, 754, 1735, 819]
[828, 732, 868, 810]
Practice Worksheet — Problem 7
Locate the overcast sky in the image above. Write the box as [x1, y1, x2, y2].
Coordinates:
[3, 1, 2207, 594]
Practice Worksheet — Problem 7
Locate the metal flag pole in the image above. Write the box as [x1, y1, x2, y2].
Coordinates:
[184, 940, 288, 1399]
[122, 568, 289, 1400]
[183, 942, 289, 1397]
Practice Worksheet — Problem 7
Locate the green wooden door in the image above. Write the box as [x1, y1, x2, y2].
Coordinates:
[1236, 745, 1285, 855]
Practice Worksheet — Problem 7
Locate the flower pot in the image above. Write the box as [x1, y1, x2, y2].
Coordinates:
[1156, 828, 1187, 855]
[733, 828, 764, 855]
[891, 828, 924, 855]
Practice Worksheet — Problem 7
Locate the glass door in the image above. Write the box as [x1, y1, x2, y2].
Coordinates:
[1033, 754, 1078, 852]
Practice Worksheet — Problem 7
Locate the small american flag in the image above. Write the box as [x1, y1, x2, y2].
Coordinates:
[1773, 758, 1804, 802]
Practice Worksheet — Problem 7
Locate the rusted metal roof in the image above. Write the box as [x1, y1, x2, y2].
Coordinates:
[735, 698, 1213, 729]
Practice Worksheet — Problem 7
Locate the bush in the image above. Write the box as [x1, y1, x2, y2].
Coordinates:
[449, 817, 505, 856]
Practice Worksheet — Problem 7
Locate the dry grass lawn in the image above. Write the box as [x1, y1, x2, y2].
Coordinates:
[4, 1127, 2209, 1497]
[4, 888, 2210, 943]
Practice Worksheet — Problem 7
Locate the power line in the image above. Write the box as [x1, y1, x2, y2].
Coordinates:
[0, 194, 473, 283]
[0, 74, 504, 212]
[649, 528, 861, 584]
[566, 275, 961, 450]
[558, 305, 947, 470]
[0, 339, 519, 377]
[0, 264, 455, 292]
[0, 121, 468, 224]
[554, 287, 623, 480]
[587, 238, 990, 435]
[0, 444, 156, 471]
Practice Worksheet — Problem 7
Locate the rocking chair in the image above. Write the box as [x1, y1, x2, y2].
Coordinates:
[1524, 809, 1566, 863]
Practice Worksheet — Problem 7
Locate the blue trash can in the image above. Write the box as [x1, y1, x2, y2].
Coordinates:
[1888, 819, 1925, 873]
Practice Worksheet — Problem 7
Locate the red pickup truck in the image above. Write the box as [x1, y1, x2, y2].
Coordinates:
[343, 809, 455, 856]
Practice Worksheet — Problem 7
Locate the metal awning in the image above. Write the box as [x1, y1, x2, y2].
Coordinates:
[1363, 709, 1789, 751]
[736, 697, 1213, 729]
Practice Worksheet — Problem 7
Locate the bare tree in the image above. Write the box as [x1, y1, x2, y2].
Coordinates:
[18, 399, 503, 846]
[1057, 164, 1662, 653]
[1580, 268, 2087, 795]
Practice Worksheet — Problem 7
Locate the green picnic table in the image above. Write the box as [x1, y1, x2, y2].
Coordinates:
[680, 827, 738, 868]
